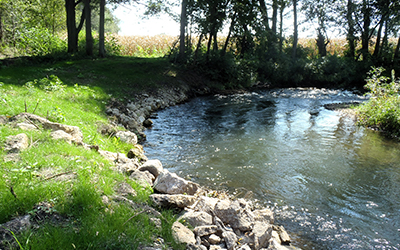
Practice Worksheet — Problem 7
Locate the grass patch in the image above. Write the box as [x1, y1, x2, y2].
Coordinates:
[0, 57, 186, 249]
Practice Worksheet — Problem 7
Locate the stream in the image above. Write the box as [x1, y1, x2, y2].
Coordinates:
[143, 88, 400, 249]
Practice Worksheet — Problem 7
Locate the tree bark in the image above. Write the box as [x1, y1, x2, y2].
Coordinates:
[84, 0, 93, 56]
[178, 0, 187, 62]
[99, 0, 106, 57]
[373, 17, 384, 59]
[394, 35, 400, 62]
[292, 0, 298, 60]
[65, 0, 78, 53]
[222, 12, 236, 57]
[272, 0, 278, 34]
[346, 0, 356, 59]
[361, 0, 371, 60]
[258, 0, 270, 31]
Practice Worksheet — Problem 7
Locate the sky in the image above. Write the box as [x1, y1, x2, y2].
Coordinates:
[112, 4, 180, 36]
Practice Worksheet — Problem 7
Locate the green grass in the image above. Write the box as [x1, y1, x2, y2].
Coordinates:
[0, 57, 186, 249]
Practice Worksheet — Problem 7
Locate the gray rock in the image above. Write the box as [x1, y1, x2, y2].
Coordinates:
[190, 196, 219, 214]
[130, 170, 154, 187]
[0, 115, 8, 124]
[214, 199, 254, 231]
[222, 231, 238, 250]
[5, 133, 29, 153]
[138, 159, 163, 178]
[115, 182, 137, 197]
[16, 122, 37, 130]
[253, 208, 274, 224]
[253, 221, 273, 249]
[127, 146, 147, 161]
[179, 210, 213, 228]
[237, 244, 252, 250]
[172, 221, 196, 245]
[193, 225, 218, 237]
[150, 194, 196, 208]
[50, 130, 73, 144]
[153, 170, 200, 195]
[0, 215, 31, 243]
[273, 225, 291, 245]
[115, 130, 138, 145]
[208, 234, 222, 244]
[143, 118, 153, 127]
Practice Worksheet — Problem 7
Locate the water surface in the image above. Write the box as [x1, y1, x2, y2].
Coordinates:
[143, 88, 400, 249]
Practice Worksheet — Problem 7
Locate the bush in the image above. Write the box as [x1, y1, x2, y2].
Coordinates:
[16, 28, 67, 56]
[356, 67, 400, 137]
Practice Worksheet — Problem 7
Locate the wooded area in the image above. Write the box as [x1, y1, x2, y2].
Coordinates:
[0, 0, 400, 88]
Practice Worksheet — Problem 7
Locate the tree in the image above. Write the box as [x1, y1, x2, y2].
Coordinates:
[178, 0, 187, 62]
[99, 0, 106, 57]
[65, 0, 85, 53]
[84, 0, 93, 56]
[292, 0, 298, 59]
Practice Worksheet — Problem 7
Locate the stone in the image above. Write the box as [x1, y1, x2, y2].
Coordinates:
[16, 122, 37, 130]
[130, 170, 154, 187]
[253, 221, 273, 249]
[214, 199, 254, 231]
[171, 221, 196, 245]
[138, 159, 163, 178]
[209, 245, 225, 250]
[190, 196, 219, 214]
[193, 225, 218, 237]
[253, 208, 274, 224]
[208, 234, 222, 244]
[43, 122, 83, 144]
[178, 210, 213, 228]
[222, 231, 238, 250]
[150, 194, 196, 208]
[127, 145, 147, 161]
[115, 182, 137, 197]
[237, 244, 252, 250]
[115, 130, 138, 145]
[5, 133, 29, 153]
[0, 215, 31, 243]
[114, 161, 140, 175]
[50, 130, 73, 144]
[0, 115, 8, 124]
[273, 225, 291, 245]
[153, 170, 200, 195]
[143, 118, 153, 127]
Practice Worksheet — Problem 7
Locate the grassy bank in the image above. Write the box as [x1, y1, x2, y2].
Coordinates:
[0, 57, 189, 249]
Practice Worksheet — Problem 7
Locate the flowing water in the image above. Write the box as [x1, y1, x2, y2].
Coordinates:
[143, 88, 400, 249]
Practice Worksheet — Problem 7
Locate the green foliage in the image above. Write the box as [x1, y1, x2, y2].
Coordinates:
[356, 67, 400, 137]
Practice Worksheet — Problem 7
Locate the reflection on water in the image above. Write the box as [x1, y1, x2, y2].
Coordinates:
[143, 88, 400, 249]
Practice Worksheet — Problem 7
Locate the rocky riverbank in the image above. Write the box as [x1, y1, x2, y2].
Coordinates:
[1, 83, 302, 249]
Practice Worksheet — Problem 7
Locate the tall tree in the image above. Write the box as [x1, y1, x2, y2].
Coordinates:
[84, 0, 93, 56]
[346, 0, 356, 59]
[99, 0, 106, 57]
[292, 0, 298, 59]
[178, 0, 187, 62]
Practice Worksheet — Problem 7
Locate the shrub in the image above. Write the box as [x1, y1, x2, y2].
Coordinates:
[356, 67, 400, 137]
[16, 28, 66, 56]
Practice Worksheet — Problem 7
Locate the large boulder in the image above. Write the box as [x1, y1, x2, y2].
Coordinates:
[153, 170, 200, 195]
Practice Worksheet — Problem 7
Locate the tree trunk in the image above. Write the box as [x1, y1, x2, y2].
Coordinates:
[258, 0, 270, 31]
[272, 0, 278, 34]
[394, 35, 400, 62]
[361, 0, 371, 60]
[316, 30, 327, 57]
[346, 0, 356, 59]
[65, 0, 78, 53]
[279, 3, 284, 52]
[292, 0, 298, 60]
[99, 0, 106, 57]
[222, 12, 236, 57]
[373, 17, 384, 59]
[84, 0, 93, 56]
[178, 0, 187, 62]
